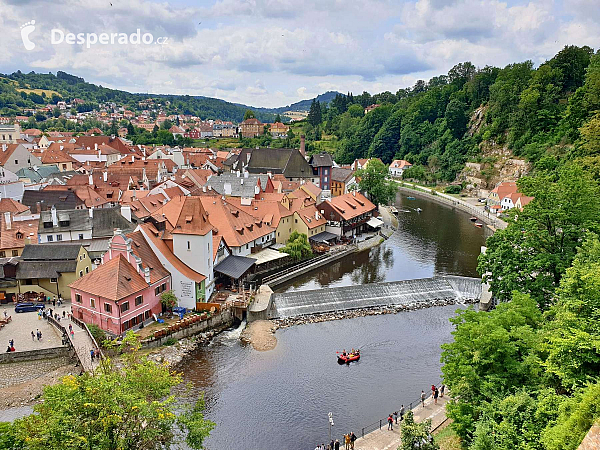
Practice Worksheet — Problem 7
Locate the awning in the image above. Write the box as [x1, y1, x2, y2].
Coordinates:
[367, 217, 384, 228]
[252, 248, 289, 265]
[309, 231, 338, 244]
[214, 255, 257, 280]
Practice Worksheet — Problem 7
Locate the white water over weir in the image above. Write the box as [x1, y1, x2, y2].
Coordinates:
[269, 276, 483, 319]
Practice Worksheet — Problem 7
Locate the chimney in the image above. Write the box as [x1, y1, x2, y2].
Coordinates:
[120, 205, 132, 222]
[2, 144, 6, 152]
[88, 173, 93, 185]
[224, 183, 232, 196]
[51, 205, 58, 227]
[300, 135, 306, 157]
[3, 212, 11, 230]
[60, 145, 64, 151]
[98, 149, 101, 159]
[94, 143, 98, 150]
[315, 211, 319, 220]
[131, 155, 135, 163]
[103, 171, 107, 182]
[89, 207, 94, 219]
[144, 267, 150, 284]
[36, 201, 41, 214]
[236, 170, 240, 178]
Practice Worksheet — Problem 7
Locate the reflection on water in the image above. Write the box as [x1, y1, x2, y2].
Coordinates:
[278, 193, 486, 293]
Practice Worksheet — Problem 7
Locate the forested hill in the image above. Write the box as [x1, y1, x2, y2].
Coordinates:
[262, 91, 341, 113]
[0, 71, 329, 122]
[299, 45, 598, 184]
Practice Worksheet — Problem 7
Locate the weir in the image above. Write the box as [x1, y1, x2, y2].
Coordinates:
[269, 275, 482, 318]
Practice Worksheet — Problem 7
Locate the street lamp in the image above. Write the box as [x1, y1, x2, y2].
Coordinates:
[328, 412, 334, 442]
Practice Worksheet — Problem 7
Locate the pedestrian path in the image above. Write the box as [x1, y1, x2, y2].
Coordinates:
[48, 302, 99, 373]
[354, 393, 450, 450]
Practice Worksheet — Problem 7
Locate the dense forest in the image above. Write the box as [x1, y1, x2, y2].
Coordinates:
[292, 45, 597, 185]
[0, 71, 277, 122]
[431, 45, 600, 449]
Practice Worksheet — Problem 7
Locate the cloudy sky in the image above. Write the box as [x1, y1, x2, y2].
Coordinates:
[0, 0, 598, 108]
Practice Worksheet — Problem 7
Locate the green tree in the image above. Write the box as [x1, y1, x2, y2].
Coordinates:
[126, 121, 135, 136]
[8, 350, 214, 449]
[160, 289, 178, 311]
[274, 114, 281, 122]
[356, 159, 398, 206]
[399, 411, 439, 450]
[243, 109, 256, 121]
[441, 293, 543, 441]
[307, 99, 322, 126]
[478, 164, 600, 308]
[445, 99, 468, 139]
[109, 120, 118, 137]
[279, 231, 312, 261]
[161, 119, 173, 130]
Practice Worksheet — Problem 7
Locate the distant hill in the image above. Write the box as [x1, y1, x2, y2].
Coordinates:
[264, 91, 342, 113]
[0, 70, 340, 123]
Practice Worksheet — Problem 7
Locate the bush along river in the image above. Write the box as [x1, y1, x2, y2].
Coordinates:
[177, 192, 486, 450]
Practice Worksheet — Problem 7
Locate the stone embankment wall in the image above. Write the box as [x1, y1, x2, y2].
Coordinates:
[141, 310, 234, 348]
[0, 346, 70, 364]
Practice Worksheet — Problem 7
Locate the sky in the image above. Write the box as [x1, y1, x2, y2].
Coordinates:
[0, 0, 598, 108]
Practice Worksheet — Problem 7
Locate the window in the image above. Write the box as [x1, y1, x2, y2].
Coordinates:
[85, 267, 89, 274]
[47, 235, 53, 242]
[90, 298, 95, 308]
[11, 250, 18, 257]
[50, 277, 58, 283]
[155, 286, 160, 295]
[75, 293, 82, 303]
[56, 234, 62, 241]
[120, 302, 129, 313]
[62, 164, 67, 170]
[79, 234, 84, 240]
[295, 219, 298, 224]
[187, 241, 190, 250]
[79, 270, 83, 277]
[135, 295, 143, 306]
[14, 159, 17, 165]
[104, 303, 112, 313]
[82, 254, 86, 259]
[16, 232, 22, 239]
[161, 283, 166, 292]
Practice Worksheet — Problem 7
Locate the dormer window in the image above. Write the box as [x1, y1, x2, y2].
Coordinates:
[43, 221, 53, 228]
[16, 232, 23, 239]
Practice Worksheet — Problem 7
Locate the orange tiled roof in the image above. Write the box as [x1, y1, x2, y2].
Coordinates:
[325, 192, 376, 221]
[69, 253, 148, 301]
[126, 231, 170, 284]
[0, 199, 29, 215]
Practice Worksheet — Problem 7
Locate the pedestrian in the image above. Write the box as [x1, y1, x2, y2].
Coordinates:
[440, 384, 445, 398]
[387, 414, 394, 430]
[70, 329, 74, 339]
[434, 387, 439, 405]
[330, 439, 334, 450]
[10, 344, 14, 352]
[90, 349, 95, 361]
[431, 384, 436, 397]
[3, 310, 7, 319]
[400, 404, 405, 421]
[9, 339, 14, 348]
[344, 433, 351, 450]
[394, 411, 398, 424]
[52, 297, 56, 307]
[334, 439, 340, 450]
[31, 331, 35, 341]
[62, 311, 66, 318]
[69, 324, 73, 332]
[421, 390, 426, 407]
[37, 310, 41, 320]
[350, 432, 356, 449]
[6, 345, 11, 352]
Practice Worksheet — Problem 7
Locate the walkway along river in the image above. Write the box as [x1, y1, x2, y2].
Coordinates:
[177, 192, 486, 450]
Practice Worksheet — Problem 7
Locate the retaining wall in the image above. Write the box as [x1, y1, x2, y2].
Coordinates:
[0, 346, 70, 364]
[141, 310, 234, 348]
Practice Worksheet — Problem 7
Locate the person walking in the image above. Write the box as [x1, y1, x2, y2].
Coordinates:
[344, 433, 351, 450]
[70, 329, 74, 339]
[62, 311, 66, 318]
[69, 324, 73, 333]
[421, 390, 426, 407]
[350, 432, 356, 449]
[330, 439, 334, 450]
[90, 349, 95, 361]
[431, 384, 436, 397]
[334, 439, 340, 450]
[36, 329, 40, 341]
[440, 384, 445, 398]
[434, 387, 439, 404]
[387, 414, 394, 430]
[31, 331, 35, 341]
[52, 297, 56, 307]
[394, 411, 398, 424]
[400, 404, 405, 422]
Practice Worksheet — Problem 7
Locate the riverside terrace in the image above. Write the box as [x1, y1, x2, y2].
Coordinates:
[269, 276, 483, 319]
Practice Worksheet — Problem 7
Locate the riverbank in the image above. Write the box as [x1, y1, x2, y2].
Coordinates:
[395, 181, 507, 230]
[240, 320, 277, 351]
[273, 297, 477, 329]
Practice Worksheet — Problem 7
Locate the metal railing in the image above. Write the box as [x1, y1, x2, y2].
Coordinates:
[357, 382, 447, 440]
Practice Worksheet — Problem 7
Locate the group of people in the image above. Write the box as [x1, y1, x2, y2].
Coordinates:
[421, 384, 445, 407]
[30, 329, 43, 341]
[5, 339, 15, 352]
[314, 432, 356, 450]
[387, 405, 406, 430]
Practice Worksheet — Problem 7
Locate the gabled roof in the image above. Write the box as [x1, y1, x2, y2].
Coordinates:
[390, 159, 412, 169]
[0, 216, 37, 250]
[295, 205, 326, 229]
[126, 231, 170, 284]
[151, 196, 212, 236]
[321, 192, 376, 221]
[331, 167, 355, 183]
[0, 198, 29, 215]
[16, 165, 61, 183]
[0, 144, 23, 166]
[205, 173, 268, 198]
[69, 253, 148, 301]
[22, 190, 82, 212]
[246, 148, 314, 178]
[309, 153, 333, 168]
[21, 243, 83, 261]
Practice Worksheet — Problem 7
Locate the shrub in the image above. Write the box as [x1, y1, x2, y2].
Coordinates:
[87, 323, 107, 347]
[445, 185, 462, 194]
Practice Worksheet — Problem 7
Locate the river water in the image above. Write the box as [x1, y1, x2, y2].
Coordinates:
[178, 193, 486, 450]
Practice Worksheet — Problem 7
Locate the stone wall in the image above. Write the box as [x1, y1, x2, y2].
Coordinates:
[141, 310, 234, 348]
[0, 346, 70, 364]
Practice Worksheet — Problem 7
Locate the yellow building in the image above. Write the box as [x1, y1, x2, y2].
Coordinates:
[14, 244, 92, 300]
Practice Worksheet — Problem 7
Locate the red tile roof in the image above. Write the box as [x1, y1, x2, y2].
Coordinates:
[69, 253, 148, 301]
[323, 192, 376, 220]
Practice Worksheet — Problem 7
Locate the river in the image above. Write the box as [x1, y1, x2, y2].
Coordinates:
[178, 192, 486, 450]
